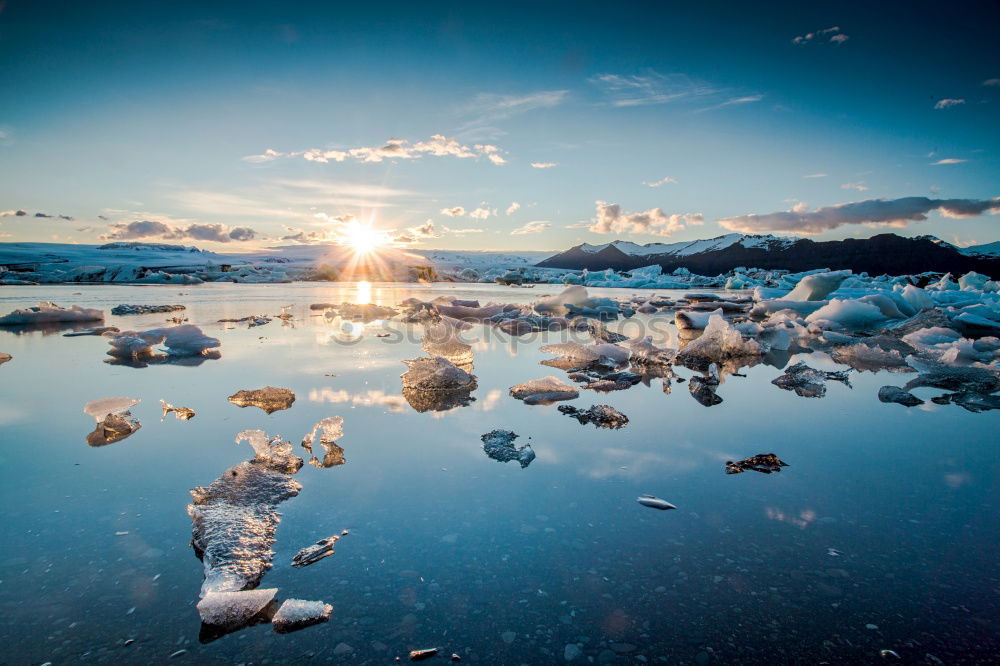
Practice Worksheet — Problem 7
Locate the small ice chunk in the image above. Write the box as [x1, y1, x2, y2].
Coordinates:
[291, 535, 341, 567]
[161, 399, 196, 420]
[111, 304, 185, 315]
[539, 341, 630, 365]
[674, 308, 723, 330]
[420, 321, 474, 365]
[235, 430, 304, 474]
[481, 430, 536, 468]
[725, 454, 789, 474]
[637, 495, 676, 510]
[509, 376, 580, 405]
[301, 417, 346, 468]
[877, 386, 924, 407]
[401, 357, 476, 391]
[676, 315, 763, 363]
[84, 396, 140, 421]
[625, 337, 675, 365]
[587, 320, 627, 343]
[771, 361, 852, 398]
[688, 375, 722, 406]
[63, 326, 120, 337]
[0, 352, 10, 366]
[228, 387, 296, 414]
[0, 301, 104, 325]
[557, 404, 629, 429]
[271, 599, 333, 633]
[784, 270, 852, 301]
[410, 648, 440, 661]
[804, 299, 887, 330]
[830, 342, 913, 373]
[196, 588, 277, 628]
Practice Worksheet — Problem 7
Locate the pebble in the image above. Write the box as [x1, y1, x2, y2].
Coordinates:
[866, 623, 879, 630]
[502, 631, 517, 644]
[564, 643, 583, 661]
[169, 649, 187, 658]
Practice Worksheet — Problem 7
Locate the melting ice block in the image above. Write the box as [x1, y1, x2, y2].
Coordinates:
[676, 315, 763, 364]
[771, 361, 851, 398]
[509, 376, 580, 404]
[557, 404, 629, 429]
[401, 356, 476, 391]
[196, 588, 277, 628]
[301, 417, 346, 468]
[83, 397, 142, 446]
[0, 301, 103, 325]
[271, 599, 333, 633]
[228, 387, 296, 414]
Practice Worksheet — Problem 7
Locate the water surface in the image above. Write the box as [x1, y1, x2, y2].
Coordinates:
[0, 283, 996, 664]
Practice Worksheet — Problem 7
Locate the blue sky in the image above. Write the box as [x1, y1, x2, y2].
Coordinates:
[0, 0, 997, 251]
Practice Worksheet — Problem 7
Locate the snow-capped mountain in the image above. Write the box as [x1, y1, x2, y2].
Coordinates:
[537, 233, 1000, 276]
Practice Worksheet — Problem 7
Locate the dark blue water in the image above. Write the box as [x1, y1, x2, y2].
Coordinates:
[0, 283, 996, 664]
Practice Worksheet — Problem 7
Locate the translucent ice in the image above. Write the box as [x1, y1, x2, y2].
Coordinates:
[557, 404, 629, 429]
[637, 495, 676, 510]
[271, 599, 333, 633]
[161, 399, 196, 420]
[291, 534, 342, 567]
[771, 361, 851, 398]
[111, 304, 185, 315]
[401, 356, 476, 391]
[725, 453, 789, 474]
[509, 376, 580, 404]
[196, 588, 277, 628]
[301, 417, 346, 468]
[676, 315, 763, 364]
[674, 308, 723, 330]
[539, 342, 630, 365]
[421, 321, 474, 365]
[784, 270, 852, 301]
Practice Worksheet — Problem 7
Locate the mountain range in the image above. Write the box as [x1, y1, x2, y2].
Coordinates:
[535, 233, 1000, 276]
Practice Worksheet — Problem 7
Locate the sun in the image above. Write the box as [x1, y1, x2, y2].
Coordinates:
[343, 221, 385, 255]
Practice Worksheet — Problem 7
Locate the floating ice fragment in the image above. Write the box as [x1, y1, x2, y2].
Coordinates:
[111, 304, 185, 315]
[160, 399, 196, 420]
[63, 326, 119, 337]
[0, 301, 103, 325]
[830, 342, 913, 373]
[637, 495, 676, 510]
[877, 386, 924, 407]
[771, 361, 851, 398]
[725, 454, 789, 474]
[188, 433, 303, 597]
[509, 376, 580, 405]
[420, 321, 474, 365]
[481, 430, 536, 468]
[332, 303, 397, 322]
[291, 534, 341, 567]
[625, 337, 675, 365]
[805, 299, 887, 331]
[676, 315, 763, 364]
[401, 356, 476, 391]
[539, 341, 630, 365]
[557, 404, 629, 429]
[196, 588, 277, 628]
[0, 352, 11, 366]
[410, 648, 440, 661]
[83, 397, 142, 446]
[218, 314, 271, 327]
[784, 270, 852, 301]
[271, 599, 332, 633]
[301, 417, 346, 468]
[587, 320, 627, 343]
[228, 386, 296, 414]
[675, 308, 723, 330]
[105, 324, 220, 365]
[688, 375, 723, 406]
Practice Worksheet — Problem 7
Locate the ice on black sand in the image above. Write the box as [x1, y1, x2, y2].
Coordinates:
[271, 599, 332, 633]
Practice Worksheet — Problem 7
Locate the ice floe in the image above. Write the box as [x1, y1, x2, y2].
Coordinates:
[105, 324, 221, 366]
[300, 416, 346, 468]
[637, 495, 677, 510]
[161, 399, 196, 420]
[0, 301, 103, 325]
[111, 304, 185, 315]
[291, 533, 344, 567]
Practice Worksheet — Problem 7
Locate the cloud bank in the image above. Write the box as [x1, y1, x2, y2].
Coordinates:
[719, 196, 1000, 234]
[100, 220, 257, 243]
[245, 135, 507, 166]
[589, 201, 704, 237]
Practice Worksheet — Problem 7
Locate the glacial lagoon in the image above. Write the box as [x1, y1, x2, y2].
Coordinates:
[0, 282, 997, 664]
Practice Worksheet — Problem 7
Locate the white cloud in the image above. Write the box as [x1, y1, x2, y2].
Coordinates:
[793, 26, 847, 45]
[468, 207, 491, 220]
[590, 71, 718, 107]
[456, 90, 569, 139]
[505, 201, 520, 215]
[983, 78, 1000, 87]
[100, 220, 257, 243]
[931, 158, 967, 165]
[248, 134, 508, 166]
[643, 177, 677, 187]
[440, 206, 466, 217]
[531, 162, 557, 169]
[588, 201, 704, 237]
[696, 94, 764, 113]
[841, 181, 869, 192]
[511, 220, 550, 235]
[934, 98, 965, 109]
[719, 196, 1000, 234]
[803, 173, 828, 178]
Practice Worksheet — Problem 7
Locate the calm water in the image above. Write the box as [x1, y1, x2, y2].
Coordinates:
[0, 283, 996, 665]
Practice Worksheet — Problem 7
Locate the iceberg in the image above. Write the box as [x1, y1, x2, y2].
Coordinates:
[804, 299, 887, 330]
[784, 270, 852, 301]
[676, 315, 763, 365]
[674, 308, 723, 330]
